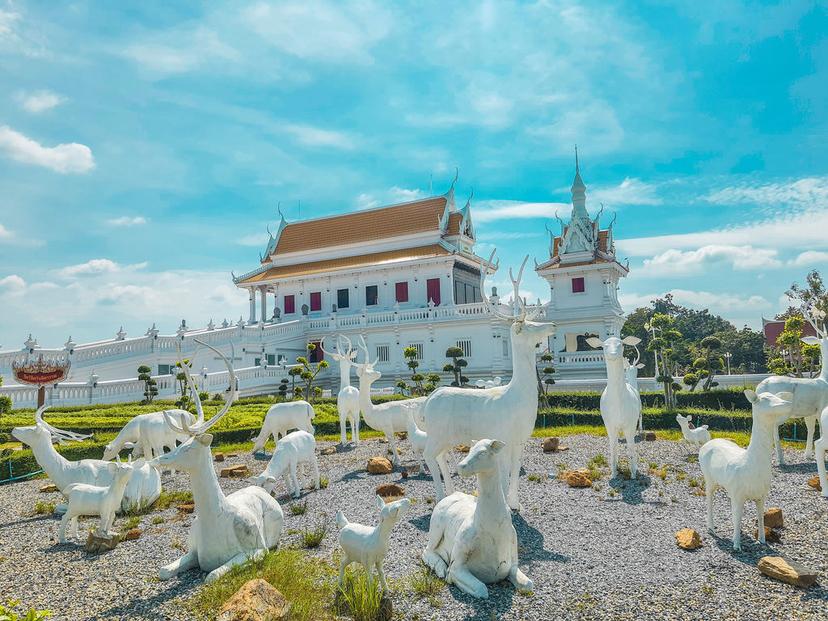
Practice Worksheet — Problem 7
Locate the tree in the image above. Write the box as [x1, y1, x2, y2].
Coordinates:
[646, 313, 683, 409]
[444, 346, 468, 387]
[787, 270, 828, 315]
[537, 351, 555, 405]
[174, 359, 193, 409]
[424, 373, 441, 394]
[277, 378, 289, 399]
[295, 343, 328, 402]
[690, 335, 724, 391]
[403, 346, 425, 396]
[137, 365, 158, 404]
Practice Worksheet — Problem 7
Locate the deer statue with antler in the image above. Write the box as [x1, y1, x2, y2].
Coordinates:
[420, 250, 556, 510]
[12, 406, 161, 513]
[756, 303, 828, 464]
[319, 334, 361, 445]
[153, 339, 285, 583]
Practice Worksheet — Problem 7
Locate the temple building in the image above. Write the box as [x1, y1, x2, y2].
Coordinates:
[536, 153, 629, 379]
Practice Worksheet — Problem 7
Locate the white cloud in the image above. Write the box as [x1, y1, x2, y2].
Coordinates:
[238, 232, 269, 247]
[620, 288, 771, 315]
[0, 223, 12, 240]
[0, 274, 26, 293]
[474, 200, 569, 223]
[0, 8, 19, 38]
[640, 244, 781, 276]
[16, 89, 64, 113]
[123, 28, 239, 75]
[790, 250, 828, 267]
[388, 187, 424, 203]
[704, 176, 828, 207]
[58, 259, 147, 278]
[283, 123, 355, 150]
[591, 177, 662, 207]
[106, 216, 147, 227]
[0, 125, 94, 173]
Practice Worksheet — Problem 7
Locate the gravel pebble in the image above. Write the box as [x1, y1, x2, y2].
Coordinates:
[1, 435, 827, 620]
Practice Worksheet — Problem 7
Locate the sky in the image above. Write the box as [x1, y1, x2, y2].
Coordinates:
[0, 0, 827, 348]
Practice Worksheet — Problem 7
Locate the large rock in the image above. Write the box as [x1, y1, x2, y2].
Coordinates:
[757, 556, 818, 588]
[220, 464, 250, 478]
[562, 468, 592, 488]
[675, 528, 702, 550]
[376, 483, 405, 501]
[764, 507, 784, 529]
[542, 437, 560, 453]
[177, 502, 195, 514]
[644, 431, 657, 442]
[454, 445, 471, 453]
[367, 457, 393, 475]
[217, 579, 290, 621]
[214, 452, 226, 462]
[808, 475, 822, 491]
[321, 446, 337, 456]
[85, 531, 119, 554]
[39, 483, 59, 493]
[122, 528, 142, 541]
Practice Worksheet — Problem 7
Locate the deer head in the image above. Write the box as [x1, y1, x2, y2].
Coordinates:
[456, 438, 506, 478]
[319, 334, 358, 366]
[374, 494, 411, 529]
[802, 304, 828, 347]
[587, 335, 641, 364]
[744, 389, 794, 422]
[354, 335, 382, 386]
[480, 249, 556, 346]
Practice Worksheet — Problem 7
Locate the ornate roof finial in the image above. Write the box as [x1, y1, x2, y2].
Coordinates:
[277, 201, 286, 224]
[463, 187, 474, 211]
[575, 144, 579, 173]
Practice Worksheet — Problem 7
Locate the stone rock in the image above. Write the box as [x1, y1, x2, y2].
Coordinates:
[755, 526, 782, 544]
[455, 445, 471, 453]
[85, 531, 119, 554]
[226, 453, 239, 458]
[321, 446, 337, 456]
[217, 578, 291, 621]
[39, 483, 59, 493]
[542, 437, 560, 453]
[177, 503, 195, 514]
[214, 452, 225, 462]
[675, 528, 702, 550]
[644, 431, 657, 442]
[757, 556, 818, 588]
[220, 464, 250, 478]
[122, 528, 142, 541]
[367, 456, 393, 475]
[376, 483, 405, 500]
[764, 507, 783, 529]
[563, 468, 592, 488]
[808, 475, 822, 491]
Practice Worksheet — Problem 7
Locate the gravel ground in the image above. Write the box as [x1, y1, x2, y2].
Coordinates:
[1, 434, 827, 620]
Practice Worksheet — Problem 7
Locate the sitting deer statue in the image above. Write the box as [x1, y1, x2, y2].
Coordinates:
[12, 406, 161, 513]
[423, 438, 533, 599]
[59, 459, 134, 543]
[252, 400, 315, 454]
[700, 389, 794, 551]
[336, 495, 411, 592]
[421, 251, 555, 509]
[676, 413, 711, 447]
[587, 334, 643, 479]
[153, 339, 284, 583]
[354, 335, 427, 466]
[319, 334, 361, 445]
[757, 304, 828, 464]
[250, 430, 320, 498]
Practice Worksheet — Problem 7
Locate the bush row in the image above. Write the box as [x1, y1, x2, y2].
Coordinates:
[544, 387, 753, 412]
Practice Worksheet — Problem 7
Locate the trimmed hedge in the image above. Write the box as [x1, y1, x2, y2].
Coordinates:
[544, 387, 753, 412]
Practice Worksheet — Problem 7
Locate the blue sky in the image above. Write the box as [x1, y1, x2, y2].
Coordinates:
[0, 0, 826, 347]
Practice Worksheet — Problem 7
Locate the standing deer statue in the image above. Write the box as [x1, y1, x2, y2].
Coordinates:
[354, 336, 427, 466]
[587, 335, 643, 479]
[421, 251, 556, 510]
[59, 459, 134, 543]
[152, 339, 284, 583]
[757, 304, 828, 464]
[251, 401, 315, 454]
[700, 389, 794, 551]
[624, 343, 645, 433]
[12, 406, 161, 513]
[319, 334, 361, 445]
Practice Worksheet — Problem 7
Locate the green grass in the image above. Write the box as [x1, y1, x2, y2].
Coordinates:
[120, 515, 140, 531]
[32, 501, 55, 516]
[301, 523, 327, 549]
[527, 473, 543, 483]
[188, 549, 336, 621]
[151, 516, 165, 525]
[337, 568, 385, 621]
[123, 490, 193, 516]
[407, 566, 444, 607]
[289, 501, 308, 516]
[0, 600, 52, 621]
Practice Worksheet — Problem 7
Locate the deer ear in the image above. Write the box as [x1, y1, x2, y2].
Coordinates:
[802, 336, 820, 345]
[196, 433, 213, 446]
[375, 495, 385, 510]
[744, 389, 757, 404]
[586, 337, 603, 348]
[622, 336, 641, 346]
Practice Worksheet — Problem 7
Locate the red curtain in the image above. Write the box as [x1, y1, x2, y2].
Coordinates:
[571, 277, 585, 293]
[310, 292, 321, 311]
[284, 295, 295, 314]
[395, 281, 409, 303]
[426, 278, 441, 306]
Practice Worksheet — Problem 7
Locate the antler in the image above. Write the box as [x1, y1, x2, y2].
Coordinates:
[479, 249, 516, 322]
[357, 334, 378, 367]
[177, 342, 204, 424]
[318, 335, 343, 362]
[508, 255, 529, 318]
[339, 334, 357, 361]
[34, 405, 92, 444]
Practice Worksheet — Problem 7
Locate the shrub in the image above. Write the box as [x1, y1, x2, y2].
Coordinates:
[337, 569, 384, 621]
[0, 394, 12, 414]
[32, 501, 55, 516]
[0, 600, 52, 621]
[301, 523, 327, 548]
[408, 566, 444, 607]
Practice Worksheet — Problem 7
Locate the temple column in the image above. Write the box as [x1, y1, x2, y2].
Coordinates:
[260, 286, 268, 323]
[248, 289, 257, 324]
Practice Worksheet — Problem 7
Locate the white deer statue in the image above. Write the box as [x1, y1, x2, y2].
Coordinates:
[813, 404, 828, 497]
[250, 430, 320, 498]
[319, 334, 361, 445]
[423, 438, 533, 599]
[354, 335, 427, 466]
[587, 335, 643, 479]
[700, 389, 794, 551]
[12, 406, 161, 513]
[251, 400, 315, 454]
[59, 459, 134, 543]
[153, 339, 285, 583]
[676, 413, 711, 447]
[757, 304, 828, 464]
[420, 251, 556, 509]
[336, 495, 411, 592]
[406, 412, 428, 473]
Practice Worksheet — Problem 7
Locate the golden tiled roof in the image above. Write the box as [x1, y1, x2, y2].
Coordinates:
[446, 212, 463, 236]
[272, 197, 448, 256]
[238, 244, 452, 284]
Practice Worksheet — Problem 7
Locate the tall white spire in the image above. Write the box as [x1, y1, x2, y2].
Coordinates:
[570, 145, 588, 221]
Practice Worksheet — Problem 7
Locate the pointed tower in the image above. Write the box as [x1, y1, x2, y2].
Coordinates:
[535, 152, 630, 379]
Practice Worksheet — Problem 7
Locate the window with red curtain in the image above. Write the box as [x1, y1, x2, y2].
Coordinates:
[284, 294, 296, 314]
[571, 277, 585, 293]
[309, 292, 321, 312]
[395, 281, 409, 303]
[426, 278, 441, 306]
